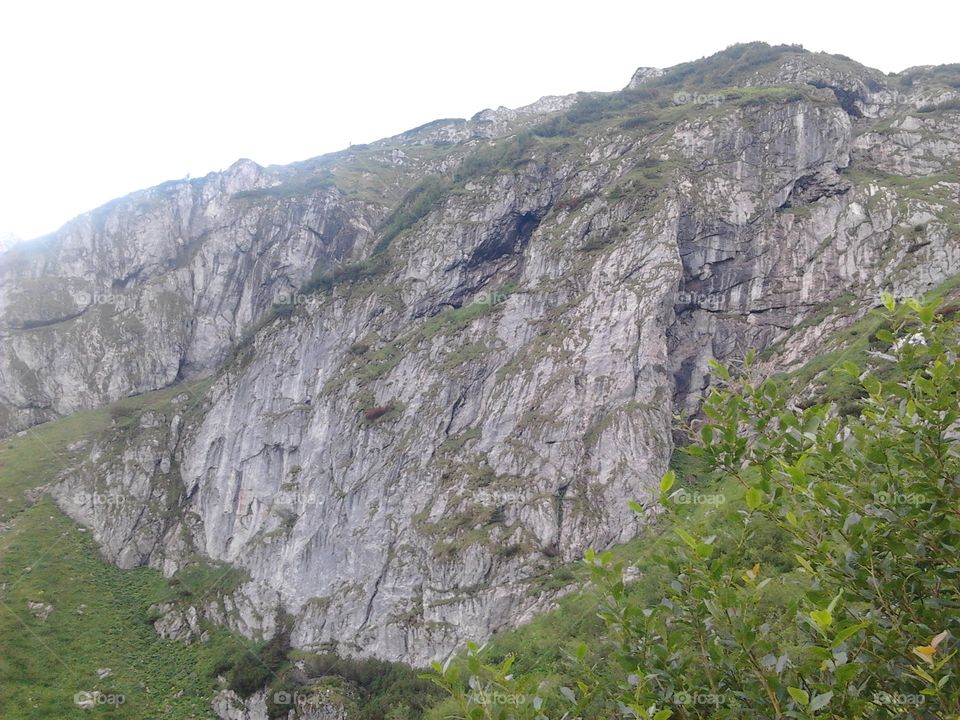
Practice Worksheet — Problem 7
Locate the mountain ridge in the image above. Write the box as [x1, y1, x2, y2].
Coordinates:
[1, 43, 958, 680]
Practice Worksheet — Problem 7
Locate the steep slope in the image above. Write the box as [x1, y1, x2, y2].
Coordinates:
[2, 44, 959, 671]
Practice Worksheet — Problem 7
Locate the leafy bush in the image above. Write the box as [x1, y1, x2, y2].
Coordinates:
[168, 561, 248, 600]
[298, 654, 440, 719]
[619, 113, 658, 130]
[531, 115, 574, 138]
[226, 614, 292, 698]
[546, 89, 658, 131]
[232, 173, 334, 200]
[227, 652, 275, 698]
[428, 297, 959, 719]
[650, 42, 806, 89]
[300, 255, 391, 295]
[454, 133, 537, 183]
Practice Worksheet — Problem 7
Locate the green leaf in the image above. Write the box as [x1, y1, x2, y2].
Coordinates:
[788, 687, 809, 706]
[832, 621, 868, 646]
[628, 500, 645, 514]
[881, 291, 895, 311]
[786, 464, 806, 485]
[840, 361, 861, 376]
[674, 528, 698, 550]
[701, 424, 714, 445]
[708, 358, 730, 380]
[660, 470, 676, 494]
[810, 610, 833, 630]
[653, 710, 673, 720]
[836, 663, 859, 684]
[745, 486, 763, 511]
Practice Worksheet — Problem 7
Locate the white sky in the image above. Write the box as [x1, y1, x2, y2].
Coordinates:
[1, 0, 959, 240]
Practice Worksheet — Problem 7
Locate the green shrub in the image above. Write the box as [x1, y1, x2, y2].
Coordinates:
[227, 652, 274, 697]
[428, 297, 960, 719]
[226, 613, 292, 698]
[454, 133, 536, 183]
[650, 42, 806, 89]
[375, 176, 453, 254]
[296, 653, 440, 719]
[232, 173, 334, 200]
[301, 255, 391, 295]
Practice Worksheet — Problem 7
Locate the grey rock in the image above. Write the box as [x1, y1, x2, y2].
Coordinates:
[627, 67, 664, 89]
[212, 688, 353, 720]
[27, 600, 53, 621]
[8, 48, 959, 667]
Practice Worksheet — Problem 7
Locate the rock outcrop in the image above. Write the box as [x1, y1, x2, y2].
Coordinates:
[4, 44, 959, 666]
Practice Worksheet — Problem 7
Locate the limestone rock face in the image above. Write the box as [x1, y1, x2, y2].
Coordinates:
[8, 45, 960, 665]
[0, 160, 379, 435]
[627, 67, 664, 89]
[212, 687, 354, 720]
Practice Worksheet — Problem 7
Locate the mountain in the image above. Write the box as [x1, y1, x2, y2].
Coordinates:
[1, 42, 959, 717]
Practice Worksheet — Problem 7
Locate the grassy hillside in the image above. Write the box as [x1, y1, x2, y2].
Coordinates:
[0, 499, 248, 718]
[0, 382, 436, 719]
[0, 382, 258, 718]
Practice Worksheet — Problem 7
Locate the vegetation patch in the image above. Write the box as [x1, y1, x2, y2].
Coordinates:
[0, 499, 254, 719]
[374, 176, 453, 254]
[232, 173, 335, 200]
[425, 297, 960, 719]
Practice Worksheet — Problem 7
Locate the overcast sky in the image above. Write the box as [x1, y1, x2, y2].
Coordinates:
[2, 0, 959, 240]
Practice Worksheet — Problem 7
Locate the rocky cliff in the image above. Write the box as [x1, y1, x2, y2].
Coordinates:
[3, 43, 959, 667]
